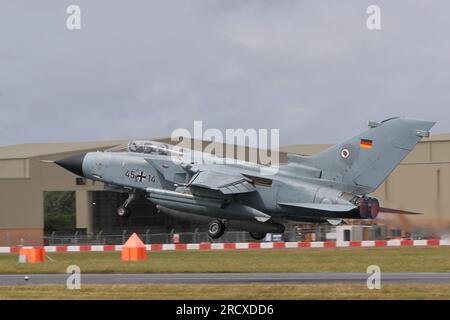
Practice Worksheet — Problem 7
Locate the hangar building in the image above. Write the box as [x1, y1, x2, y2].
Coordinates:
[1, 133, 449, 245]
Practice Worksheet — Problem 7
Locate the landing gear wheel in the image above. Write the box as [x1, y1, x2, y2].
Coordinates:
[117, 206, 130, 218]
[249, 232, 266, 241]
[117, 192, 136, 218]
[208, 220, 225, 239]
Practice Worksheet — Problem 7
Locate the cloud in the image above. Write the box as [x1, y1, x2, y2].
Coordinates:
[0, 0, 449, 147]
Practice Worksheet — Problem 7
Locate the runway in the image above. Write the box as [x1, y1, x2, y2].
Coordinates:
[1, 273, 450, 285]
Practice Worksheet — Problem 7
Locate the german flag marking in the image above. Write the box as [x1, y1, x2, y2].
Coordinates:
[360, 139, 373, 149]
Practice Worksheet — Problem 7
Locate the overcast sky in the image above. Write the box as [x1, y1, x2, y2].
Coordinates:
[1, 1, 449, 147]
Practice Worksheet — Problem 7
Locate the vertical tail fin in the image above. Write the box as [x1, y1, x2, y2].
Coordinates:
[307, 117, 435, 194]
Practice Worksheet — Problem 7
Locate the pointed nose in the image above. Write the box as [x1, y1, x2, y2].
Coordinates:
[55, 152, 87, 177]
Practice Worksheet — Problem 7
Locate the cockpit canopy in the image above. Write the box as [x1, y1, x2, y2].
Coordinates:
[127, 140, 183, 156]
[128, 140, 168, 155]
[105, 140, 184, 155]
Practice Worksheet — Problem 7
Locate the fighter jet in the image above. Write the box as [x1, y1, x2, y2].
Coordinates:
[55, 117, 435, 240]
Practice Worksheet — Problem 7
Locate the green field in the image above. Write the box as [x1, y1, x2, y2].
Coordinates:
[1, 283, 450, 300]
[0, 247, 449, 274]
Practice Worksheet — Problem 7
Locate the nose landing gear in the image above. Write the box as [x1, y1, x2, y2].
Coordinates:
[117, 192, 136, 218]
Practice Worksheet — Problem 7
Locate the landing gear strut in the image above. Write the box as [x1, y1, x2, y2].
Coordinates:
[207, 220, 226, 239]
[117, 192, 136, 218]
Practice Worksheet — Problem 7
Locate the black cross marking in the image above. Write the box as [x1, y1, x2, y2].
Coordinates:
[136, 171, 147, 182]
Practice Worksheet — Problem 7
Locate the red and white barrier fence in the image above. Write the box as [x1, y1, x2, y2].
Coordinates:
[0, 239, 449, 254]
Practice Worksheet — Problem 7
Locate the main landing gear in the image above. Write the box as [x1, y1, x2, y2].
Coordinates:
[117, 192, 136, 218]
[249, 232, 266, 241]
[207, 220, 226, 239]
[206, 220, 267, 241]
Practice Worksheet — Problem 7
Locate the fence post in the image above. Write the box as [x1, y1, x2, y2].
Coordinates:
[145, 229, 150, 244]
[193, 228, 199, 243]
[122, 230, 127, 244]
[74, 231, 79, 244]
[169, 229, 174, 244]
[97, 230, 103, 244]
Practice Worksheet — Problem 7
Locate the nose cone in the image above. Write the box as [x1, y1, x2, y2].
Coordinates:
[55, 152, 87, 177]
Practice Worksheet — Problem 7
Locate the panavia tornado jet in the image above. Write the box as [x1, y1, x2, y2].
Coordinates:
[55, 117, 435, 240]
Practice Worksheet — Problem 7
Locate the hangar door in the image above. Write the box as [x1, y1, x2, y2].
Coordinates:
[91, 191, 203, 234]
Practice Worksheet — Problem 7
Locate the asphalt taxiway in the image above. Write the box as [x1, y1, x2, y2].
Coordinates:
[1, 273, 450, 285]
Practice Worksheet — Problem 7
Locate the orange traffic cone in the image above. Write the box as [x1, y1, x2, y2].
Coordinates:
[121, 233, 147, 261]
[19, 247, 46, 263]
